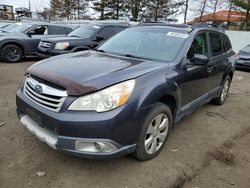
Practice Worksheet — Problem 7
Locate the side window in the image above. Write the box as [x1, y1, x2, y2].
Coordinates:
[210, 33, 223, 56]
[65, 27, 73, 34]
[116, 26, 126, 34]
[187, 33, 208, 59]
[223, 36, 232, 52]
[48, 26, 66, 35]
[97, 27, 116, 40]
[30, 25, 48, 35]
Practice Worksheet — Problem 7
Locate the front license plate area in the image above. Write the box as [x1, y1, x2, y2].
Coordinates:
[26, 108, 43, 127]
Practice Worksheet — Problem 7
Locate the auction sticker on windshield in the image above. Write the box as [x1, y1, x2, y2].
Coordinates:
[167, 32, 189, 39]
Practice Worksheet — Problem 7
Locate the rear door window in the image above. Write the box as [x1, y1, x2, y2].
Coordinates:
[97, 26, 116, 40]
[209, 33, 223, 56]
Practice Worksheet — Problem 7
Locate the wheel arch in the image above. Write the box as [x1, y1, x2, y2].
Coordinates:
[0, 41, 25, 55]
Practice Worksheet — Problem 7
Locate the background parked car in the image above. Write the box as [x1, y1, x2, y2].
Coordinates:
[235, 44, 250, 70]
[37, 24, 128, 58]
[0, 23, 74, 63]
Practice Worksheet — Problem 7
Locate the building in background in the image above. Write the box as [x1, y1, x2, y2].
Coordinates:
[188, 10, 246, 30]
[0, 4, 14, 20]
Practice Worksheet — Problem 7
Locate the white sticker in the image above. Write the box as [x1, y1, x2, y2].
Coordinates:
[92, 25, 100, 29]
[167, 32, 189, 39]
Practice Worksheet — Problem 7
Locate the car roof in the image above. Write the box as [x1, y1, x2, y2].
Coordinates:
[137, 22, 225, 35]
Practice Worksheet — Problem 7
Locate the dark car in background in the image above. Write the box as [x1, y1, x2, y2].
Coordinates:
[16, 23, 235, 161]
[37, 24, 128, 57]
[235, 45, 250, 70]
[0, 23, 73, 63]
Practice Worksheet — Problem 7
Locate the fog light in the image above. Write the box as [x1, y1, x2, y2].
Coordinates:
[95, 142, 106, 151]
[75, 140, 118, 153]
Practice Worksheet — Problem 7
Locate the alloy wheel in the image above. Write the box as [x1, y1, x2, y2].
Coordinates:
[144, 113, 169, 154]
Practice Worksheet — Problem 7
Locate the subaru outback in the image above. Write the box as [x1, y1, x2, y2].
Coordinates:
[16, 23, 235, 161]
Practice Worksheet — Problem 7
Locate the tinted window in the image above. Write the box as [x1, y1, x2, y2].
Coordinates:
[97, 27, 116, 40]
[116, 26, 127, 33]
[210, 33, 223, 56]
[49, 26, 66, 35]
[65, 27, 73, 34]
[223, 36, 232, 52]
[68, 25, 99, 38]
[31, 25, 48, 35]
[187, 33, 208, 59]
[99, 28, 187, 62]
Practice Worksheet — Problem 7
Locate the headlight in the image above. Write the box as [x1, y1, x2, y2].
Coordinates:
[55, 42, 69, 50]
[68, 80, 135, 112]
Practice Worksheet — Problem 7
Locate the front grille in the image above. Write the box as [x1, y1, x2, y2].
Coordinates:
[39, 41, 51, 48]
[24, 76, 67, 112]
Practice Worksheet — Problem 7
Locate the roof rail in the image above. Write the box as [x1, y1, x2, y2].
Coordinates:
[138, 22, 190, 28]
[191, 22, 225, 33]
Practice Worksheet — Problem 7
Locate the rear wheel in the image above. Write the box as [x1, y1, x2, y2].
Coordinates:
[212, 76, 231, 105]
[133, 102, 173, 161]
[1, 44, 23, 63]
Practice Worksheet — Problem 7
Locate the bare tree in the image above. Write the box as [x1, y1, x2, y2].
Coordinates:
[183, 0, 189, 23]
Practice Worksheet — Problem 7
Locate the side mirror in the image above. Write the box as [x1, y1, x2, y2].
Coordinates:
[27, 30, 35, 37]
[190, 54, 209, 65]
[94, 35, 104, 41]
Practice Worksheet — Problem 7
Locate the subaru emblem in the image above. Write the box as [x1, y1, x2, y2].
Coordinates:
[35, 84, 43, 93]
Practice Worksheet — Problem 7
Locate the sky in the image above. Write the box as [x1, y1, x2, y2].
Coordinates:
[1, 0, 50, 11]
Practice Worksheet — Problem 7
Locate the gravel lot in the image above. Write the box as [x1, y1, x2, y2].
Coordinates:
[0, 59, 250, 188]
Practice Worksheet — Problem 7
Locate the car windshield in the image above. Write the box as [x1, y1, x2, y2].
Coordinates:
[98, 27, 188, 62]
[242, 45, 250, 53]
[6, 23, 35, 33]
[68, 25, 99, 38]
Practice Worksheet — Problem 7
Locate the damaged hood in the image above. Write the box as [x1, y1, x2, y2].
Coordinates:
[27, 50, 167, 96]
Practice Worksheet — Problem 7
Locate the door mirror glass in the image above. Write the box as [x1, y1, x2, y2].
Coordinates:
[190, 54, 209, 65]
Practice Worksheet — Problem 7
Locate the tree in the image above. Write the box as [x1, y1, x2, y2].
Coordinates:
[183, 0, 189, 23]
[144, 0, 183, 22]
[233, 0, 250, 30]
[49, 0, 62, 19]
[199, 0, 207, 21]
[36, 8, 51, 20]
[208, 0, 225, 21]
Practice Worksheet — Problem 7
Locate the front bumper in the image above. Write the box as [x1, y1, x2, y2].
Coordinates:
[235, 60, 250, 70]
[37, 47, 70, 58]
[16, 89, 147, 159]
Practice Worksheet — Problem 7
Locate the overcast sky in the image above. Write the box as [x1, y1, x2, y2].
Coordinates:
[1, 0, 50, 11]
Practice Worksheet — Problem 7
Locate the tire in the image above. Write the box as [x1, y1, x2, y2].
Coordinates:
[1, 44, 23, 63]
[133, 102, 173, 161]
[212, 76, 231, 105]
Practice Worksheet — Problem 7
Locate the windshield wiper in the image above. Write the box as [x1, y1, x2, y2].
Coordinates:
[121, 54, 153, 61]
[94, 49, 105, 53]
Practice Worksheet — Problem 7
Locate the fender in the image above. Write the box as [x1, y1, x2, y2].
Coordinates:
[0, 39, 25, 54]
[129, 67, 181, 111]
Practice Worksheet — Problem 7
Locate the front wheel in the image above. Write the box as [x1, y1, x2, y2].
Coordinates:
[133, 102, 173, 161]
[1, 44, 23, 63]
[212, 76, 231, 105]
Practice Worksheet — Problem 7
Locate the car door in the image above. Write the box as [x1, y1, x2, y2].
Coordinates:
[207, 32, 228, 90]
[25, 25, 48, 54]
[180, 32, 211, 106]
